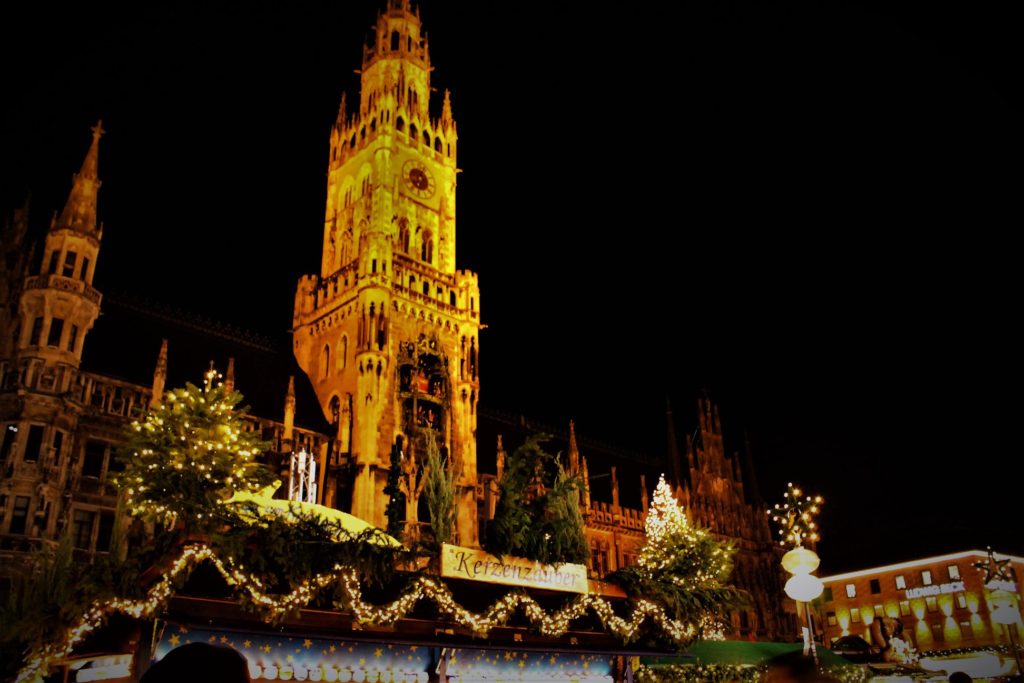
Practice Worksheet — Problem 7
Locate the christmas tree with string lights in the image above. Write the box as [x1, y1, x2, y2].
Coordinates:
[115, 365, 274, 530]
[613, 475, 745, 635]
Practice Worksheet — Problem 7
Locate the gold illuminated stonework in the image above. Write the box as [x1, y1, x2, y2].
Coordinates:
[291, 0, 480, 541]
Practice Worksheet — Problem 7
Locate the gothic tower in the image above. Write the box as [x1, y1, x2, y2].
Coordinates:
[293, 1, 481, 543]
[0, 123, 105, 541]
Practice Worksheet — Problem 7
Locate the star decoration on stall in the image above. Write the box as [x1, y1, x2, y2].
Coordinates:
[973, 546, 1013, 586]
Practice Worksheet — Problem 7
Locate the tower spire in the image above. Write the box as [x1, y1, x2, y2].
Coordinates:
[567, 419, 580, 475]
[56, 121, 104, 234]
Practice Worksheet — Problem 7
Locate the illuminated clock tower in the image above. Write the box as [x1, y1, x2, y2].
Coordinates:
[293, 0, 481, 543]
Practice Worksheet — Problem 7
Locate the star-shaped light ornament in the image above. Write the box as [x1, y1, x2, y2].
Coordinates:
[973, 546, 1013, 587]
[769, 482, 824, 547]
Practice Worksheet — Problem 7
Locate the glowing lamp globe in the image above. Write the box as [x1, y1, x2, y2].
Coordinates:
[785, 573, 825, 602]
[991, 601, 1022, 626]
[781, 546, 820, 575]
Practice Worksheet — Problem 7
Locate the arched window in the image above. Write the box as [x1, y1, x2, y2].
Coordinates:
[370, 118, 376, 133]
[396, 116, 405, 132]
[338, 336, 348, 371]
[321, 344, 331, 380]
[349, 134, 356, 149]
[391, 31, 400, 51]
[329, 396, 341, 425]
[360, 126, 366, 140]
[398, 219, 410, 253]
[421, 231, 434, 264]
[409, 123, 418, 141]
[434, 136, 442, 152]
[423, 130, 431, 147]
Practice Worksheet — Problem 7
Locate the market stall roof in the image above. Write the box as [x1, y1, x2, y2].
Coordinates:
[644, 641, 851, 667]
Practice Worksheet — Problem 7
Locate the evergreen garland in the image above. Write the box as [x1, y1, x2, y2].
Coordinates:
[484, 436, 589, 565]
[424, 439, 455, 547]
[383, 440, 406, 540]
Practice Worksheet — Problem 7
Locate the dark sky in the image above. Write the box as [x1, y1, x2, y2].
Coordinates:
[1, 1, 1019, 573]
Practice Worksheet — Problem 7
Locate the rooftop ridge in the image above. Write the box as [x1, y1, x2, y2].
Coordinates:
[104, 292, 281, 353]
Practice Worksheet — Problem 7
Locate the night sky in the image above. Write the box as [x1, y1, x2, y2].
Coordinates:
[2, 1, 1019, 573]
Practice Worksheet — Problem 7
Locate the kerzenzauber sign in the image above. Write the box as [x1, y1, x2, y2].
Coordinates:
[441, 544, 589, 594]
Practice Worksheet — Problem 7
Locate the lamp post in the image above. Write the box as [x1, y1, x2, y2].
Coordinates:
[771, 483, 825, 667]
[783, 546, 825, 666]
[991, 591, 1023, 678]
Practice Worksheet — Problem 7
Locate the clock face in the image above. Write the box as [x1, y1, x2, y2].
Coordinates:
[402, 160, 436, 200]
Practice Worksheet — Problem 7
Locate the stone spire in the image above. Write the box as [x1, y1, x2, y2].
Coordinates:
[567, 419, 580, 475]
[223, 357, 235, 394]
[55, 121, 104, 234]
[283, 376, 296, 442]
[150, 339, 168, 407]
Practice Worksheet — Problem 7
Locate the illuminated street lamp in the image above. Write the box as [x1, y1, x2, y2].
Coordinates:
[772, 484, 825, 666]
[990, 591, 1023, 677]
[975, 547, 1023, 677]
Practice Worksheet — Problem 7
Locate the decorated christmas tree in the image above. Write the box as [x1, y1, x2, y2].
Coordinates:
[613, 475, 744, 633]
[115, 365, 274, 530]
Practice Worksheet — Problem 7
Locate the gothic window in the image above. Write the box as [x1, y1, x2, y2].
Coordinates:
[321, 344, 331, 379]
[51, 430, 64, 466]
[398, 220, 410, 253]
[337, 335, 348, 371]
[73, 509, 96, 549]
[47, 318, 64, 347]
[329, 396, 341, 426]
[62, 251, 77, 277]
[0, 424, 16, 462]
[421, 231, 434, 264]
[410, 123, 418, 141]
[391, 31, 400, 51]
[360, 126, 366, 140]
[96, 511, 115, 551]
[340, 230, 353, 264]
[435, 136, 442, 152]
[350, 134, 356, 149]
[370, 118, 376, 133]
[82, 440, 107, 478]
[10, 496, 29, 535]
[396, 116, 405, 132]
[423, 130, 431, 147]
[22, 425, 43, 462]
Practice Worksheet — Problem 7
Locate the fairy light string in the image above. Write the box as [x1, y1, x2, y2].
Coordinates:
[16, 544, 700, 683]
[768, 482, 823, 547]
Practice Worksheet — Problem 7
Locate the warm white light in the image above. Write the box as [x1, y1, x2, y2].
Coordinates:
[992, 602, 1022, 626]
[786, 573, 825, 601]
[782, 547, 820, 575]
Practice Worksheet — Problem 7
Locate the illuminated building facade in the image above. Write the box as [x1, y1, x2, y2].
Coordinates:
[818, 550, 1024, 655]
[0, 0, 787, 646]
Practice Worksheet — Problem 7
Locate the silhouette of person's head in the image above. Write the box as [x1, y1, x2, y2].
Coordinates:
[763, 651, 821, 683]
[141, 642, 250, 683]
[948, 672, 972, 683]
